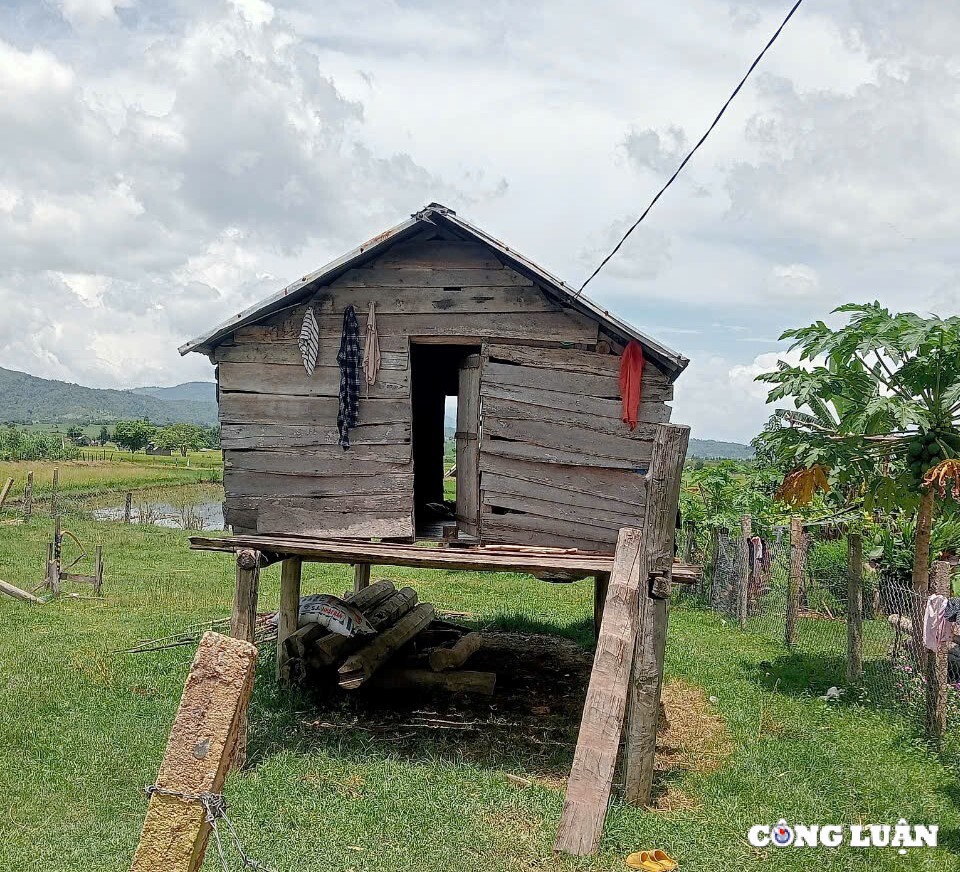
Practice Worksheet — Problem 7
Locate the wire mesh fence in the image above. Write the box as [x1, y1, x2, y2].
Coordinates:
[674, 521, 959, 734]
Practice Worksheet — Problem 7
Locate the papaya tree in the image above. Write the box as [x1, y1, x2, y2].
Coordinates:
[756, 303, 960, 597]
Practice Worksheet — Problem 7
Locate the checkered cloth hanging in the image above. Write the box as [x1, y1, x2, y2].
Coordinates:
[337, 305, 361, 449]
[298, 306, 320, 375]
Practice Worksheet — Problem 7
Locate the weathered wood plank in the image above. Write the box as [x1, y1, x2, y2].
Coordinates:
[484, 416, 653, 464]
[311, 285, 561, 315]
[428, 632, 483, 672]
[483, 435, 651, 470]
[225, 449, 413, 474]
[481, 490, 643, 530]
[338, 603, 436, 689]
[330, 266, 531, 288]
[479, 521, 615, 552]
[479, 510, 617, 548]
[277, 557, 302, 681]
[482, 397, 660, 441]
[0, 579, 41, 603]
[481, 381, 673, 417]
[481, 470, 645, 514]
[457, 355, 481, 536]
[231, 549, 261, 644]
[256, 504, 413, 539]
[219, 393, 411, 426]
[479, 455, 648, 503]
[375, 239, 505, 268]
[215, 341, 408, 368]
[224, 470, 413, 498]
[129, 632, 257, 872]
[220, 421, 412, 450]
[219, 362, 410, 399]
[486, 343, 670, 384]
[484, 360, 622, 399]
[555, 528, 644, 855]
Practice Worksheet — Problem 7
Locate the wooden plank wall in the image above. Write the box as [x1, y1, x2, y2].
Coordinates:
[479, 344, 673, 551]
[213, 230, 598, 537]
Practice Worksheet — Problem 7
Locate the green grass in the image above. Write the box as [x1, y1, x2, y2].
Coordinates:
[0, 518, 957, 871]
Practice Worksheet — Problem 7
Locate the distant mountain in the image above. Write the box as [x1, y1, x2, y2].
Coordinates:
[688, 438, 754, 460]
[133, 382, 216, 404]
[0, 367, 218, 426]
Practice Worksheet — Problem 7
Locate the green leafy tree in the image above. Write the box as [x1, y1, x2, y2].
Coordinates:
[155, 423, 208, 457]
[113, 419, 155, 453]
[756, 302, 960, 596]
[98, 426, 111, 446]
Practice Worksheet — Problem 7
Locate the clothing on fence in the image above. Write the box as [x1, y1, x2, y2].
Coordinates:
[945, 597, 960, 623]
[298, 306, 320, 375]
[337, 305, 361, 449]
[362, 300, 381, 393]
[923, 594, 953, 652]
[619, 339, 644, 430]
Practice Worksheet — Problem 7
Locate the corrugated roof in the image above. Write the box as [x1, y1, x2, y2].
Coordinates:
[179, 203, 689, 378]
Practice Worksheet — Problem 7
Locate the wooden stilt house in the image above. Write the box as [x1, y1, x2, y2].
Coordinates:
[181, 203, 689, 551]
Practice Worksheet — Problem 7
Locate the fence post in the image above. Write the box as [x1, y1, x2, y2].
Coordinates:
[124, 492, 133, 524]
[925, 561, 950, 742]
[737, 515, 751, 628]
[681, 521, 695, 564]
[785, 517, 804, 647]
[51, 466, 59, 516]
[846, 532, 863, 684]
[24, 471, 33, 520]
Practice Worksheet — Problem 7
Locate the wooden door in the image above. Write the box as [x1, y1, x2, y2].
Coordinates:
[456, 354, 481, 537]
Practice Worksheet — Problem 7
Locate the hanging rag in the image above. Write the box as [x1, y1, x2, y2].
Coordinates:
[751, 536, 764, 575]
[923, 594, 952, 652]
[362, 300, 381, 394]
[337, 305, 361, 449]
[619, 339, 645, 430]
[298, 306, 320, 375]
[945, 597, 960, 623]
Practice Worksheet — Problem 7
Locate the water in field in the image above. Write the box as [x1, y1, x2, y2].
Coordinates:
[89, 483, 225, 530]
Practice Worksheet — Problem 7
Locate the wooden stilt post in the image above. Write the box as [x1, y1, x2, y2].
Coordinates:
[24, 472, 33, 520]
[846, 532, 863, 684]
[0, 477, 13, 511]
[737, 514, 751, 628]
[124, 492, 133, 524]
[785, 517, 804, 647]
[353, 562, 371, 593]
[556, 424, 689, 856]
[93, 545, 104, 596]
[277, 557, 303, 681]
[50, 467, 59, 517]
[230, 549, 261, 644]
[51, 516, 62, 597]
[623, 424, 689, 806]
[593, 572, 610, 640]
[925, 561, 950, 742]
[129, 632, 257, 872]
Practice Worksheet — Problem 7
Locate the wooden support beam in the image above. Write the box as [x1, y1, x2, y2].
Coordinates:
[737, 514, 751, 628]
[554, 527, 643, 856]
[846, 532, 863, 684]
[125, 492, 133, 524]
[50, 467, 59, 516]
[129, 632, 257, 872]
[624, 423, 689, 806]
[23, 471, 33, 520]
[785, 517, 804, 647]
[593, 572, 609, 640]
[353, 562, 371, 593]
[277, 556, 302, 681]
[0, 477, 13, 511]
[230, 549, 261, 643]
[338, 603, 435, 689]
[925, 561, 950, 742]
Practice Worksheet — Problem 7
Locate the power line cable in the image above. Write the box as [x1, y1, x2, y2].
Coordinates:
[576, 0, 806, 296]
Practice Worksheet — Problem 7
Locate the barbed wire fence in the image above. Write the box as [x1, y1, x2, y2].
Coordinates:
[675, 519, 958, 736]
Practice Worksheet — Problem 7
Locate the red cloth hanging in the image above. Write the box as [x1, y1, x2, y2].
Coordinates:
[619, 340, 645, 430]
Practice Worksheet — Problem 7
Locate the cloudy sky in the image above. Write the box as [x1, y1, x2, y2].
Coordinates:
[0, 0, 956, 442]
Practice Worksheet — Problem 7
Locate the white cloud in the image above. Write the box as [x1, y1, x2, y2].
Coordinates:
[56, 0, 134, 28]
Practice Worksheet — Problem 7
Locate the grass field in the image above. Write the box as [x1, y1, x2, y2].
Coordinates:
[0, 512, 957, 871]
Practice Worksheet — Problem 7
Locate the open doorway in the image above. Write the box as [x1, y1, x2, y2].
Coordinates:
[410, 342, 481, 538]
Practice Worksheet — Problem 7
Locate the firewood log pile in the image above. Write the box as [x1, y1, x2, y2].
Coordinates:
[279, 579, 495, 695]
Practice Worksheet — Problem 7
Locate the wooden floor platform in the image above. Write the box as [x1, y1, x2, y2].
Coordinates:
[188, 533, 700, 584]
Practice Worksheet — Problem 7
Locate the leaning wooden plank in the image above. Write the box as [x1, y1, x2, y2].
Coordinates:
[0, 579, 41, 603]
[481, 491, 644, 530]
[338, 603, 435, 689]
[367, 667, 496, 696]
[483, 417, 654, 464]
[428, 632, 483, 672]
[129, 632, 257, 872]
[219, 393, 411, 426]
[554, 527, 643, 856]
[482, 438, 649, 470]
[0, 478, 13, 510]
[219, 362, 410, 399]
[479, 456, 648, 504]
[482, 397, 660, 441]
[481, 472, 644, 516]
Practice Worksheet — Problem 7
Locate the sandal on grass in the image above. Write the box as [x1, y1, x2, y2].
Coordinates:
[625, 851, 670, 871]
[651, 849, 678, 870]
